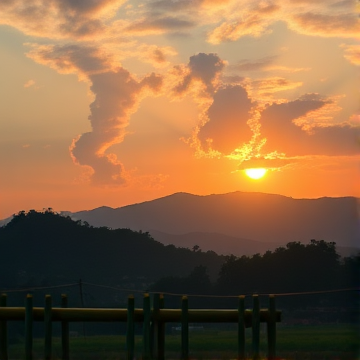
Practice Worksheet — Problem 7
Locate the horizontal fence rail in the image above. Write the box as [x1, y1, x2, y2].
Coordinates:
[0, 293, 281, 360]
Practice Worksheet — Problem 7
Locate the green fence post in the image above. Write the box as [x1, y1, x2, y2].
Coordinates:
[61, 294, 69, 360]
[143, 293, 151, 360]
[126, 295, 135, 360]
[252, 295, 260, 360]
[181, 296, 189, 360]
[267, 295, 276, 360]
[0, 294, 8, 360]
[25, 294, 33, 360]
[238, 295, 245, 360]
[44, 295, 52, 360]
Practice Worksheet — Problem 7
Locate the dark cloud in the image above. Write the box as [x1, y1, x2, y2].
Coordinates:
[198, 85, 254, 154]
[260, 95, 360, 156]
[0, 0, 123, 39]
[27, 44, 113, 74]
[173, 53, 225, 96]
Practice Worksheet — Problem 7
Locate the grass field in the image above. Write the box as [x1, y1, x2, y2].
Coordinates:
[6, 323, 360, 359]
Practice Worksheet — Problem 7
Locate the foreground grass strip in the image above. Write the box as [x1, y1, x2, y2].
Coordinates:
[7, 323, 359, 360]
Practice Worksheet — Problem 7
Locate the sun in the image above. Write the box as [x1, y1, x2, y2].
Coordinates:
[244, 168, 267, 180]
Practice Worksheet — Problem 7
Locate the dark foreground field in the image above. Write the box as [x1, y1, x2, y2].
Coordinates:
[7, 323, 359, 359]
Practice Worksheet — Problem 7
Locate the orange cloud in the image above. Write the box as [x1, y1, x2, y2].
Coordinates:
[207, 13, 273, 44]
[27, 43, 163, 185]
[289, 12, 360, 38]
[23, 79, 36, 88]
[341, 44, 360, 66]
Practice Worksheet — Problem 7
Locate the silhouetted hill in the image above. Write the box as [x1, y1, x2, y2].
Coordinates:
[72, 192, 359, 248]
[0, 210, 224, 290]
[149, 230, 281, 256]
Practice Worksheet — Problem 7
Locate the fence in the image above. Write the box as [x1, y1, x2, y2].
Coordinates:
[0, 293, 281, 360]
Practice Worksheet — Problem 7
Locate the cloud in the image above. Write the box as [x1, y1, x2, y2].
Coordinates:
[70, 69, 162, 185]
[0, 0, 125, 40]
[197, 85, 254, 154]
[204, 0, 358, 45]
[259, 95, 360, 156]
[341, 44, 360, 66]
[173, 53, 226, 97]
[230, 56, 277, 72]
[289, 12, 360, 38]
[26, 43, 116, 79]
[124, 16, 195, 34]
[131, 44, 177, 68]
[23, 79, 36, 88]
[246, 77, 303, 102]
[238, 156, 294, 170]
[207, 13, 274, 44]
[28, 43, 163, 185]
[229, 56, 310, 73]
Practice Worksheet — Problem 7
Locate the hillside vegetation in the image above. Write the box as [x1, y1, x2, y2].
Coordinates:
[0, 209, 224, 290]
[0, 209, 358, 318]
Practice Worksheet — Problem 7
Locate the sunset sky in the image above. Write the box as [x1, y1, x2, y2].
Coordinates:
[0, 0, 359, 219]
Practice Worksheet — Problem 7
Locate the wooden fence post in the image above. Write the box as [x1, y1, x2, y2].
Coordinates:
[158, 294, 165, 360]
[0, 294, 8, 360]
[44, 295, 52, 360]
[252, 295, 260, 360]
[267, 295, 276, 360]
[25, 294, 33, 360]
[181, 296, 189, 360]
[143, 293, 151, 360]
[61, 294, 69, 360]
[151, 293, 165, 360]
[238, 295, 245, 360]
[126, 295, 135, 360]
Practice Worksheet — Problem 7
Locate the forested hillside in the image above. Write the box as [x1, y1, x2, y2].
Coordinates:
[1, 209, 358, 319]
[0, 210, 224, 291]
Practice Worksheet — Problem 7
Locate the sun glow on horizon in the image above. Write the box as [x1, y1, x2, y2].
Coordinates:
[244, 168, 267, 180]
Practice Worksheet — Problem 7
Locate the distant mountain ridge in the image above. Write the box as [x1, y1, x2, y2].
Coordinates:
[70, 191, 359, 249]
[148, 230, 281, 256]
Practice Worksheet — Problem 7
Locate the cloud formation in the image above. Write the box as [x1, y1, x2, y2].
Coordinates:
[259, 95, 360, 157]
[28, 43, 162, 185]
[342, 44, 360, 66]
[0, 0, 125, 40]
[198, 85, 254, 154]
[289, 12, 360, 38]
[173, 53, 225, 97]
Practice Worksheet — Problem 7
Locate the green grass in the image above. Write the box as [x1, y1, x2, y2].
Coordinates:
[6, 323, 360, 359]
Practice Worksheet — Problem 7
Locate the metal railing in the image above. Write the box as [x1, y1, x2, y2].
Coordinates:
[0, 293, 281, 360]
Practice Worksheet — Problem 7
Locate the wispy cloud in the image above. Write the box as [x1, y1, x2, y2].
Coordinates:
[341, 44, 360, 66]
[23, 79, 36, 88]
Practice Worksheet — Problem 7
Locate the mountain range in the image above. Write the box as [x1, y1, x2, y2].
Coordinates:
[67, 191, 359, 254]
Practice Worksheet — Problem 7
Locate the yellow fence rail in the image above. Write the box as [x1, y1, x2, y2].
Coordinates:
[0, 293, 281, 360]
